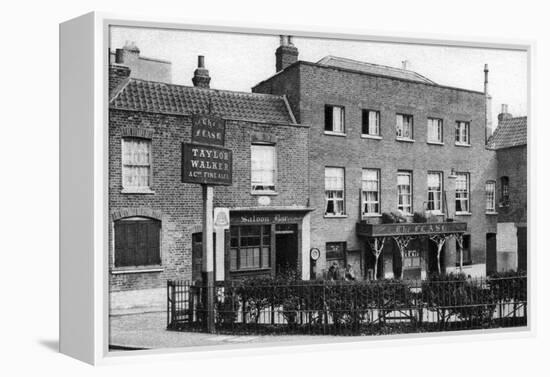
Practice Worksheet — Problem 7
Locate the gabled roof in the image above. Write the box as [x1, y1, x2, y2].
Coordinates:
[110, 78, 297, 125]
[317, 56, 437, 84]
[488, 116, 527, 150]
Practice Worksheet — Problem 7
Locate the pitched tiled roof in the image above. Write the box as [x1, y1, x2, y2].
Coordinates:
[489, 116, 527, 150]
[110, 79, 296, 125]
[317, 56, 436, 84]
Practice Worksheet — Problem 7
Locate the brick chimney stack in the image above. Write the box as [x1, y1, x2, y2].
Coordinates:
[115, 41, 140, 65]
[192, 55, 211, 89]
[498, 104, 513, 123]
[275, 35, 298, 72]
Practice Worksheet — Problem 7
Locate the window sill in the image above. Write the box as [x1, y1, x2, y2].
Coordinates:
[111, 266, 164, 274]
[455, 143, 471, 147]
[361, 134, 382, 140]
[324, 214, 348, 218]
[362, 213, 382, 218]
[426, 211, 445, 216]
[485, 211, 498, 215]
[121, 188, 155, 194]
[427, 141, 444, 146]
[324, 131, 347, 137]
[251, 191, 278, 196]
[455, 212, 472, 216]
[396, 137, 415, 143]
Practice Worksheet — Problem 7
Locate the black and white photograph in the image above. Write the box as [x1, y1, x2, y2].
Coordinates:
[107, 25, 528, 350]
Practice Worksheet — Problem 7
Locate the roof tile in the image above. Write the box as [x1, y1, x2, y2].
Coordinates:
[110, 79, 295, 124]
[489, 116, 527, 149]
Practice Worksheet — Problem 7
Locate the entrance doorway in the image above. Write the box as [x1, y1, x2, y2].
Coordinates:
[275, 224, 298, 275]
[486, 233, 497, 275]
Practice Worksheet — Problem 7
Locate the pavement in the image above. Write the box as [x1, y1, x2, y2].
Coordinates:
[109, 311, 350, 350]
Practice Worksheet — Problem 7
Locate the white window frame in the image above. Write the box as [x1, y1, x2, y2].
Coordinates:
[397, 170, 413, 215]
[362, 168, 381, 216]
[362, 110, 381, 137]
[396, 114, 414, 141]
[251, 143, 277, 193]
[455, 121, 470, 145]
[325, 167, 346, 216]
[121, 137, 153, 193]
[455, 172, 470, 214]
[325, 105, 345, 135]
[427, 118, 443, 144]
[427, 171, 443, 214]
[485, 180, 496, 213]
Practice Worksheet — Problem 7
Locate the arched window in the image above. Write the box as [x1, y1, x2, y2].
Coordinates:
[500, 176, 510, 206]
[114, 217, 161, 267]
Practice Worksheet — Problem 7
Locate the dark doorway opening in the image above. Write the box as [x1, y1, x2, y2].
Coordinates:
[486, 233, 497, 275]
[517, 227, 527, 273]
[275, 224, 298, 275]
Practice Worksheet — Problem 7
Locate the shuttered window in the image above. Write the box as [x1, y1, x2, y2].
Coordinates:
[114, 218, 161, 267]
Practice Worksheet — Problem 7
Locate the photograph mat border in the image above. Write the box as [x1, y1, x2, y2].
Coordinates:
[90, 12, 534, 364]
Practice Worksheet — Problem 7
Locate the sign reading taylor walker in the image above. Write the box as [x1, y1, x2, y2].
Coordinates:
[182, 143, 232, 185]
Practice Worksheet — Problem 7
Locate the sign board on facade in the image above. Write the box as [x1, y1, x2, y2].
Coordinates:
[231, 211, 306, 225]
[191, 114, 226, 146]
[182, 143, 232, 185]
[213, 207, 230, 230]
[356, 221, 467, 237]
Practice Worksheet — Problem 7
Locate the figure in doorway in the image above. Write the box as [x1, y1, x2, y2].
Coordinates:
[327, 262, 341, 280]
[344, 263, 356, 281]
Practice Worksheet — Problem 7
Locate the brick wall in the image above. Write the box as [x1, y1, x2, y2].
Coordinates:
[496, 145, 527, 224]
[109, 109, 309, 291]
[255, 62, 498, 276]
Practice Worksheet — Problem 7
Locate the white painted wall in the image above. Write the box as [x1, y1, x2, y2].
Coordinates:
[497, 222, 518, 271]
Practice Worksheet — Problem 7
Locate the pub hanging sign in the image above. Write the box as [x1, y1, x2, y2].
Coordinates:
[182, 114, 232, 186]
[182, 143, 232, 186]
[191, 114, 226, 146]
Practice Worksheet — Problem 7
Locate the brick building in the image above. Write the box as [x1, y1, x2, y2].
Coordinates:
[108, 36, 525, 313]
[109, 42, 172, 83]
[488, 105, 527, 273]
[254, 36, 498, 280]
[108, 56, 310, 313]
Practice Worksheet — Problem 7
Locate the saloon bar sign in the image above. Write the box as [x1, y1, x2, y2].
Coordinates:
[182, 114, 232, 186]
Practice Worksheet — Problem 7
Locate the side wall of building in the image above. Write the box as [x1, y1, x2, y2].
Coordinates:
[496, 145, 528, 272]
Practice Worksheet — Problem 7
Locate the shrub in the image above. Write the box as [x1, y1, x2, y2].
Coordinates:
[422, 273, 495, 327]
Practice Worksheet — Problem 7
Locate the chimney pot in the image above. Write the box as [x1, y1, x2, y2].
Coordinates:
[401, 60, 409, 70]
[498, 103, 513, 123]
[192, 55, 211, 89]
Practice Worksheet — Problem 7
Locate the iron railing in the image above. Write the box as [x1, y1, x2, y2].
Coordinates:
[167, 275, 527, 335]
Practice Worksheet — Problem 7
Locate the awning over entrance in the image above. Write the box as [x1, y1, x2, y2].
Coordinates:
[356, 221, 468, 279]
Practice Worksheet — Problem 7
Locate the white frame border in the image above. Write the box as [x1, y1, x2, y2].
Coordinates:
[60, 11, 535, 365]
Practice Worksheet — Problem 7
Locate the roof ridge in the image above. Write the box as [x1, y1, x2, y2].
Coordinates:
[128, 78, 287, 100]
[317, 55, 436, 84]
